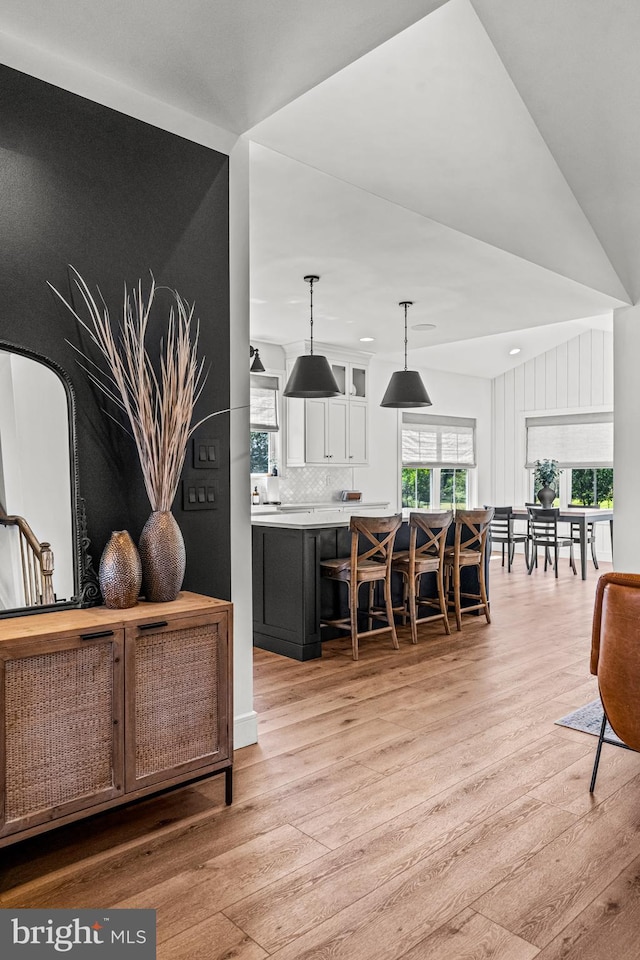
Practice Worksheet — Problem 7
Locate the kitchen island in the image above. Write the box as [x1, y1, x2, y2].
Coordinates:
[252, 509, 490, 661]
[252, 510, 388, 660]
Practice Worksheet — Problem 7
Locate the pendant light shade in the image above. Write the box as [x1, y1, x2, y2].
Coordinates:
[380, 301, 432, 408]
[283, 276, 340, 398]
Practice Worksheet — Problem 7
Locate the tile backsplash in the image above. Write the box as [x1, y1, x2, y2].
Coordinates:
[255, 466, 353, 504]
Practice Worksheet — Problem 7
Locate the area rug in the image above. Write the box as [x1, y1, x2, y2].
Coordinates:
[555, 699, 623, 745]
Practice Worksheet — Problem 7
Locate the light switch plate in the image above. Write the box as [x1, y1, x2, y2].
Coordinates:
[182, 479, 218, 510]
[193, 437, 219, 469]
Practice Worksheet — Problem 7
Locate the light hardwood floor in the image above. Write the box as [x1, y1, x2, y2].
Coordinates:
[3, 556, 640, 960]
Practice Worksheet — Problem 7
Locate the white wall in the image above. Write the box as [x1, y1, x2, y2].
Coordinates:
[492, 327, 613, 559]
[613, 304, 640, 572]
[358, 356, 493, 509]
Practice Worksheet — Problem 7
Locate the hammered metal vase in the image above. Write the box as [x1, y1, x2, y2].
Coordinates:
[138, 510, 186, 602]
[99, 530, 142, 609]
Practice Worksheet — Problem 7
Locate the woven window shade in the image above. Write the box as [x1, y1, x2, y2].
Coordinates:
[526, 412, 613, 468]
[250, 374, 279, 432]
[402, 414, 476, 468]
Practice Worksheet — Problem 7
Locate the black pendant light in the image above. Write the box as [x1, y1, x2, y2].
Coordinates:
[283, 275, 341, 398]
[380, 301, 432, 408]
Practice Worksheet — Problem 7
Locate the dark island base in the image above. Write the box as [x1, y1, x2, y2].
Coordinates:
[252, 520, 489, 661]
[253, 630, 323, 661]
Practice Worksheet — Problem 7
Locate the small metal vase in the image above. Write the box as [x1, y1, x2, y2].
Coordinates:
[138, 510, 186, 602]
[99, 530, 142, 609]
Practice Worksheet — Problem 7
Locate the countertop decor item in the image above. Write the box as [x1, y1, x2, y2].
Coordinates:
[49, 267, 215, 602]
[98, 530, 142, 608]
[283, 275, 341, 398]
[533, 458, 562, 507]
[380, 301, 432, 408]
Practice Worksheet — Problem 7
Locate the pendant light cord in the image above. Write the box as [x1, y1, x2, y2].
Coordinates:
[309, 276, 315, 356]
[304, 274, 320, 357]
[403, 301, 408, 371]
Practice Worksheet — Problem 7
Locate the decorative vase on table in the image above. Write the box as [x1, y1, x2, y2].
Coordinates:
[536, 485, 556, 508]
[99, 530, 142, 609]
[139, 511, 186, 602]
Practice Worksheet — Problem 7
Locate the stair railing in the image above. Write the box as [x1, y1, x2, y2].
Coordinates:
[0, 502, 55, 606]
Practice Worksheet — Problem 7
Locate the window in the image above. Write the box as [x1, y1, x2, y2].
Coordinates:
[250, 374, 279, 475]
[525, 412, 613, 506]
[439, 469, 469, 510]
[401, 414, 476, 509]
[570, 468, 613, 507]
[401, 467, 432, 509]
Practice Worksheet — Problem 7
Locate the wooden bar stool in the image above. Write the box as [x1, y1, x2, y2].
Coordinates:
[320, 514, 402, 661]
[392, 511, 452, 643]
[443, 508, 493, 631]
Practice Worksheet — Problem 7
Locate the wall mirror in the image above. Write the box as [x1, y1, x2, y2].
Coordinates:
[0, 341, 98, 617]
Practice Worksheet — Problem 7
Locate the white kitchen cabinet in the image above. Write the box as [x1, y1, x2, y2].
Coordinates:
[284, 343, 370, 467]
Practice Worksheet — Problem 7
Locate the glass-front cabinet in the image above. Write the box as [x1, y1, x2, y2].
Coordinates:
[284, 343, 370, 467]
[329, 362, 367, 401]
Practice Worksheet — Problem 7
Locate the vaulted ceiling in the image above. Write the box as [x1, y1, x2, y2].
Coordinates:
[1, 0, 636, 375]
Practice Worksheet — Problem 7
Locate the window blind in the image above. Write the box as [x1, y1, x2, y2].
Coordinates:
[402, 414, 476, 467]
[250, 374, 279, 432]
[525, 412, 613, 468]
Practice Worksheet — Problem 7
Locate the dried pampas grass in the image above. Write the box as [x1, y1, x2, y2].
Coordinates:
[49, 266, 213, 513]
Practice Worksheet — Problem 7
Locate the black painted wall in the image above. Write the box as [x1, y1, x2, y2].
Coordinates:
[0, 64, 231, 600]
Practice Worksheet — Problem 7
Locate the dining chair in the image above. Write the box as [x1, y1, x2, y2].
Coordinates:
[566, 503, 599, 570]
[485, 505, 529, 572]
[320, 514, 402, 660]
[527, 506, 576, 578]
[443, 508, 493, 632]
[589, 572, 640, 791]
[392, 510, 452, 643]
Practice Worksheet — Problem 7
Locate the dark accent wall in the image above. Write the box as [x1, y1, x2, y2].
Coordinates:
[0, 64, 231, 600]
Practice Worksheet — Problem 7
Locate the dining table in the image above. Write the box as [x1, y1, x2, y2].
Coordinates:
[511, 506, 613, 580]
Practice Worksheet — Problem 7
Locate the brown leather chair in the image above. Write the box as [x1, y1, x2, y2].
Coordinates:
[589, 572, 640, 792]
[443, 508, 493, 632]
[392, 511, 452, 643]
[321, 514, 402, 661]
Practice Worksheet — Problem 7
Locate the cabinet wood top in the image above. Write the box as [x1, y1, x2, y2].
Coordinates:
[0, 592, 231, 643]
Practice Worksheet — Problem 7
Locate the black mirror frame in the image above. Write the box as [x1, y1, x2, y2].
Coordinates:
[0, 339, 100, 618]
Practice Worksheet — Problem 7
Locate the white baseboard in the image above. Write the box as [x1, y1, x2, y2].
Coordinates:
[234, 710, 258, 748]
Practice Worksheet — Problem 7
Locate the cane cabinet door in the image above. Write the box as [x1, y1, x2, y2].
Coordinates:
[124, 610, 231, 792]
[0, 629, 125, 838]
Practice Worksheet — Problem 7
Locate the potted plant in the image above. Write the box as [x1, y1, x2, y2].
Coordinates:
[533, 459, 562, 507]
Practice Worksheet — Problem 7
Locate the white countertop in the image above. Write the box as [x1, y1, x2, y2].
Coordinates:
[251, 508, 394, 529]
[251, 499, 390, 515]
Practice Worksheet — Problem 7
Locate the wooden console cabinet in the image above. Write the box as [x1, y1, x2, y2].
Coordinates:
[0, 592, 232, 846]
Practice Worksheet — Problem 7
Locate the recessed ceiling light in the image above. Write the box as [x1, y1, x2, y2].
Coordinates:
[360, 336, 375, 342]
[412, 323, 436, 331]
[509, 347, 521, 355]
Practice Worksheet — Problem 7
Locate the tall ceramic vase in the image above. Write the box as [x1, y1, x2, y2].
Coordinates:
[99, 530, 142, 609]
[138, 510, 186, 602]
[536, 485, 556, 508]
